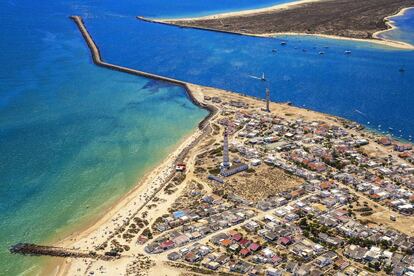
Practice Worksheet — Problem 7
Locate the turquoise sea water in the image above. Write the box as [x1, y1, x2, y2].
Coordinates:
[0, 27, 206, 276]
[1, 0, 414, 275]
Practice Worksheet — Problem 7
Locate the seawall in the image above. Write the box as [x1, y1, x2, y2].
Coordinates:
[69, 16, 217, 129]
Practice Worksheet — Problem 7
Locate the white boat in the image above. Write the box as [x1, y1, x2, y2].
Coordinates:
[248, 72, 266, 81]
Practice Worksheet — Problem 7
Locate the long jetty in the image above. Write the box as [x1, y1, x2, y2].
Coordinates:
[9, 17, 217, 262]
[69, 15, 216, 129]
[10, 243, 114, 260]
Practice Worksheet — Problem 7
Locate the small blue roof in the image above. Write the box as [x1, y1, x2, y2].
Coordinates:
[173, 210, 186, 219]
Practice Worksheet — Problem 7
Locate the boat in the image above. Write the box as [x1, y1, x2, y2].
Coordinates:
[344, 50, 352, 55]
[248, 72, 266, 81]
[272, 49, 277, 53]
[319, 51, 325, 55]
[281, 41, 287, 46]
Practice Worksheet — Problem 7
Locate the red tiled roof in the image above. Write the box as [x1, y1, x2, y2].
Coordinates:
[239, 239, 250, 246]
[370, 194, 380, 199]
[160, 240, 174, 248]
[279, 236, 292, 245]
[221, 239, 232, 247]
[272, 255, 282, 263]
[249, 243, 261, 251]
[232, 233, 242, 241]
[240, 248, 251, 256]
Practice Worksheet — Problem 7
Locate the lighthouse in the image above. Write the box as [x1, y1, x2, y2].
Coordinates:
[265, 88, 270, 112]
[221, 128, 231, 169]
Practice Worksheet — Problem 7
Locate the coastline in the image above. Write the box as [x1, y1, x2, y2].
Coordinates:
[4, 0, 414, 273]
[139, 0, 414, 50]
[36, 14, 414, 276]
[155, 0, 324, 20]
[270, 32, 414, 50]
[69, 16, 216, 129]
[52, 82, 414, 275]
[373, 7, 414, 41]
[50, 126, 207, 275]
[38, 16, 218, 276]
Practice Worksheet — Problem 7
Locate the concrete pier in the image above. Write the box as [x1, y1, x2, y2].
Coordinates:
[69, 16, 216, 129]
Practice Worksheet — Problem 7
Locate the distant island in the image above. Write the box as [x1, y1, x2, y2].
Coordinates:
[139, 0, 414, 49]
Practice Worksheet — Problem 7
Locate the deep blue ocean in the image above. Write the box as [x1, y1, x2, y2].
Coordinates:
[1, 0, 413, 275]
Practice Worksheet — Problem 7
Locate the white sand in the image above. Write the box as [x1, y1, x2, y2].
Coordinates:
[151, 0, 414, 50]
[160, 0, 324, 21]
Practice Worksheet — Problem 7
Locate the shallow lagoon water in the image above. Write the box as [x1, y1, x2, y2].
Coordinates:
[1, 0, 414, 274]
[377, 7, 414, 46]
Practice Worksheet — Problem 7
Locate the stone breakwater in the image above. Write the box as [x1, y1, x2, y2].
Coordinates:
[9, 17, 219, 262]
[69, 16, 217, 129]
[10, 243, 114, 260]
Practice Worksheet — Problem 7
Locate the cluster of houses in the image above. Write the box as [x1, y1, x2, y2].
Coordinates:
[344, 244, 414, 274]
[218, 107, 414, 216]
[144, 171, 414, 275]
[144, 203, 255, 254]
[139, 98, 414, 275]
[158, 195, 343, 275]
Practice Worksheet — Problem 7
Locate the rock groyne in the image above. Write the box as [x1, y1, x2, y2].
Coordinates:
[10, 243, 114, 260]
[70, 15, 217, 129]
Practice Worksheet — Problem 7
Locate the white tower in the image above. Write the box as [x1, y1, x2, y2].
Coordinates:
[221, 128, 231, 169]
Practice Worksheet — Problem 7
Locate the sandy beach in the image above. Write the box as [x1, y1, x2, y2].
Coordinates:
[29, 10, 414, 276]
[158, 0, 324, 21]
[373, 7, 414, 41]
[269, 32, 414, 50]
[42, 82, 414, 275]
[51, 126, 207, 275]
[143, 0, 414, 50]
[45, 84, 296, 275]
